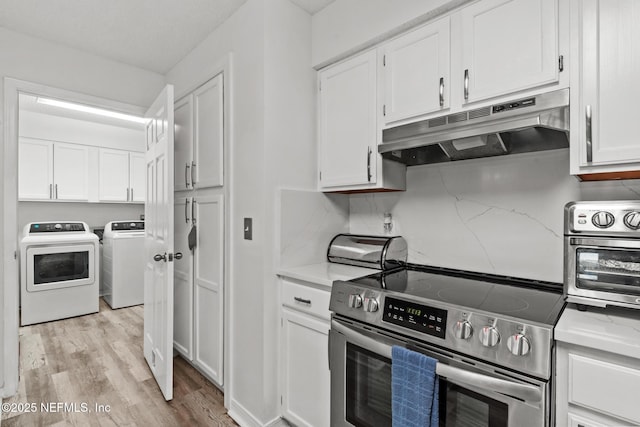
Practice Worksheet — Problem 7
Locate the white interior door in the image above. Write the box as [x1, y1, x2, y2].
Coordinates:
[144, 84, 175, 401]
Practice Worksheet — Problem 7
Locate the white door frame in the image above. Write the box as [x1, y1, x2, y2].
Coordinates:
[1, 78, 146, 397]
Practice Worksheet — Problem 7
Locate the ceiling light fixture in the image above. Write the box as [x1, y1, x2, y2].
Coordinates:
[36, 97, 148, 124]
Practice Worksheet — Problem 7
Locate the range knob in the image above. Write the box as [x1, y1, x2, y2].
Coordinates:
[454, 320, 473, 340]
[592, 211, 615, 228]
[363, 297, 379, 313]
[348, 294, 362, 309]
[479, 326, 500, 347]
[624, 212, 640, 230]
[507, 333, 531, 356]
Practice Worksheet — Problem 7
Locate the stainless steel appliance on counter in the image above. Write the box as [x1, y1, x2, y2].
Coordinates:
[565, 200, 640, 309]
[329, 262, 565, 426]
[327, 234, 407, 270]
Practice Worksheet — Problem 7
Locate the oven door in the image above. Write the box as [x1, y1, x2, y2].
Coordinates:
[565, 237, 640, 308]
[25, 244, 95, 292]
[330, 319, 546, 427]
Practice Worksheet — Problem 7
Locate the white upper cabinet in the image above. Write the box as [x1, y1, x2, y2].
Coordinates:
[570, 0, 640, 176]
[193, 75, 224, 189]
[174, 74, 224, 191]
[99, 149, 130, 202]
[98, 148, 145, 203]
[319, 50, 377, 189]
[19, 138, 53, 200]
[460, 0, 559, 104]
[174, 95, 194, 191]
[52, 142, 89, 201]
[382, 16, 451, 124]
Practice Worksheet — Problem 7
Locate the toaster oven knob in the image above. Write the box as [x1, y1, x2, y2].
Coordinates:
[624, 212, 640, 230]
[507, 333, 531, 356]
[348, 294, 363, 309]
[454, 320, 473, 340]
[479, 326, 500, 347]
[592, 211, 615, 228]
[363, 297, 379, 313]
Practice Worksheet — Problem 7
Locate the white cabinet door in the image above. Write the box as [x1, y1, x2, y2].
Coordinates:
[174, 95, 193, 191]
[129, 153, 145, 202]
[99, 148, 129, 202]
[281, 307, 330, 427]
[193, 75, 224, 189]
[576, 0, 640, 168]
[383, 17, 450, 124]
[173, 196, 194, 360]
[19, 138, 53, 200]
[53, 142, 89, 201]
[460, 0, 558, 103]
[192, 195, 224, 386]
[319, 50, 377, 189]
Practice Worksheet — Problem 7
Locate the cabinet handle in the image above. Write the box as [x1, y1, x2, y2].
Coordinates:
[131, 188, 134, 201]
[185, 162, 191, 188]
[585, 105, 593, 163]
[185, 198, 190, 223]
[49, 184, 53, 199]
[439, 77, 444, 107]
[55, 184, 58, 199]
[192, 198, 197, 224]
[367, 147, 372, 182]
[464, 69, 469, 101]
[126, 188, 130, 202]
[191, 161, 196, 187]
[294, 297, 312, 305]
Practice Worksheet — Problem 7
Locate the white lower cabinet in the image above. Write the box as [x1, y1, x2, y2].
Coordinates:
[280, 279, 330, 427]
[173, 194, 224, 388]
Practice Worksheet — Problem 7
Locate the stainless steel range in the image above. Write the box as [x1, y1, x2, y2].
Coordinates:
[329, 264, 565, 427]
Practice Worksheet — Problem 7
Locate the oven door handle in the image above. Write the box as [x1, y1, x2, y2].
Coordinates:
[570, 237, 640, 249]
[331, 320, 542, 404]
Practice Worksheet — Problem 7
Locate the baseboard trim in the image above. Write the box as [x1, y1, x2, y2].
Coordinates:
[228, 399, 287, 427]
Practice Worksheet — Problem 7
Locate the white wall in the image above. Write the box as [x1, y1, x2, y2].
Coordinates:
[19, 110, 145, 151]
[311, 0, 470, 67]
[166, 0, 316, 424]
[349, 149, 640, 283]
[0, 26, 164, 397]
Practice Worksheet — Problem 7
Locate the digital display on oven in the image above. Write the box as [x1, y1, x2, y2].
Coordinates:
[382, 297, 447, 339]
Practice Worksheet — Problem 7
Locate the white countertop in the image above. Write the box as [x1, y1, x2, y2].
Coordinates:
[556, 304, 640, 360]
[278, 262, 379, 288]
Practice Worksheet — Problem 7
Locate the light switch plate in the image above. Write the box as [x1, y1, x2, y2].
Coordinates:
[244, 218, 252, 240]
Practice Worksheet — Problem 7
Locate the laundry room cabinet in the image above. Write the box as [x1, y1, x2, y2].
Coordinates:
[173, 72, 226, 389]
[98, 148, 145, 202]
[19, 138, 89, 201]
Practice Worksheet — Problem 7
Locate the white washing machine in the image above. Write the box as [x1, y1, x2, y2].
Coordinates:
[20, 221, 99, 326]
[102, 220, 145, 309]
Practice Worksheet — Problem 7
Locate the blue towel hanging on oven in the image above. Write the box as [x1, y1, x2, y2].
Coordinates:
[391, 345, 439, 427]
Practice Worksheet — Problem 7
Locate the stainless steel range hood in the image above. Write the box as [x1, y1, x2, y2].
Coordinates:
[379, 89, 569, 166]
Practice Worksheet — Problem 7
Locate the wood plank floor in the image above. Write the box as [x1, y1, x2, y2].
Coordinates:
[1, 299, 237, 426]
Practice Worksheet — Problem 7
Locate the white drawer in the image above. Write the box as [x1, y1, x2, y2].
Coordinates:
[569, 353, 640, 425]
[281, 279, 331, 320]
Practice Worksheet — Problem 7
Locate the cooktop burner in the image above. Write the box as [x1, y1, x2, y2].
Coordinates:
[349, 266, 564, 326]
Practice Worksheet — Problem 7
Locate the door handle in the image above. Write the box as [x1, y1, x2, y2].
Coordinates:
[585, 105, 593, 163]
[185, 162, 191, 188]
[331, 320, 542, 403]
[464, 69, 469, 101]
[439, 77, 444, 107]
[153, 253, 167, 262]
[174, 252, 183, 260]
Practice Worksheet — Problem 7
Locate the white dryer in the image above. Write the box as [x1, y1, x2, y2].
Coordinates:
[102, 220, 145, 309]
[20, 221, 99, 326]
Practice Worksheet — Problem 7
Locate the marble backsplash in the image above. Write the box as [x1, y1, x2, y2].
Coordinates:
[349, 149, 640, 283]
[278, 188, 349, 268]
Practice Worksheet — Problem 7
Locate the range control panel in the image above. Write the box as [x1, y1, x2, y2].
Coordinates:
[382, 296, 447, 339]
[568, 202, 640, 234]
[29, 222, 86, 233]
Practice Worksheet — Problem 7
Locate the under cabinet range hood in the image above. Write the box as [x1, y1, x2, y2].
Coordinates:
[380, 89, 569, 166]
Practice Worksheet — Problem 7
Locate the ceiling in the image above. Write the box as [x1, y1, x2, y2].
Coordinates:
[0, 0, 335, 75]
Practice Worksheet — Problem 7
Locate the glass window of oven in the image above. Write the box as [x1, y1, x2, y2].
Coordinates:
[576, 248, 640, 295]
